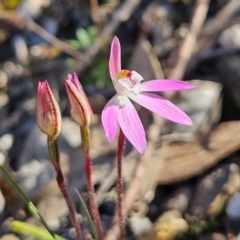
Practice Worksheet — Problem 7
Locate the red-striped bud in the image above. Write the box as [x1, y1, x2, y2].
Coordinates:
[36, 81, 61, 138]
[65, 73, 93, 127]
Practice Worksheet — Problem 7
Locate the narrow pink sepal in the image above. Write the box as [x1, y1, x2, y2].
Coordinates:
[65, 74, 93, 126]
[128, 92, 193, 125]
[109, 36, 121, 81]
[36, 81, 61, 138]
[101, 96, 119, 142]
[141, 80, 196, 92]
[118, 97, 146, 154]
[68, 72, 82, 92]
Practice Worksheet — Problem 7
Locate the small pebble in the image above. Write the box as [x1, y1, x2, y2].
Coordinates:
[129, 216, 152, 236]
[219, 24, 240, 48]
[0, 134, 14, 152]
[226, 192, 240, 220]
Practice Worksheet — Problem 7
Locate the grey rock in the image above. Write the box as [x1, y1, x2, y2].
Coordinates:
[0, 134, 14, 152]
[18, 159, 54, 199]
[129, 216, 152, 236]
[61, 118, 81, 148]
[190, 164, 240, 217]
[17, 0, 50, 19]
[11, 34, 28, 64]
[17, 124, 86, 200]
[227, 192, 240, 220]
[219, 24, 240, 48]
[161, 80, 222, 142]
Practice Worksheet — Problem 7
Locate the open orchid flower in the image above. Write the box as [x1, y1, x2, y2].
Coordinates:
[101, 36, 195, 154]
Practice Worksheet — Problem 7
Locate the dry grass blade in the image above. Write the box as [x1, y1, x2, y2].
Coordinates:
[71, 0, 142, 74]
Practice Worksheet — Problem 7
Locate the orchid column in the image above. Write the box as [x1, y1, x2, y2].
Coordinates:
[65, 73, 103, 240]
[102, 36, 195, 239]
[36, 81, 82, 240]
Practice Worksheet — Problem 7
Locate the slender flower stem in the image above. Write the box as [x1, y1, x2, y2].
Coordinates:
[116, 129, 126, 240]
[47, 137, 82, 240]
[80, 126, 103, 240]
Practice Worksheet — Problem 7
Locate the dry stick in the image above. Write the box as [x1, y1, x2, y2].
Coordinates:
[2, 0, 140, 74]
[13, 0, 141, 73]
[186, 0, 240, 74]
[23, 17, 85, 61]
[71, 0, 142, 74]
[0, 11, 85, 61]
[201, 0, 240, 38]
[169, 0, 210, 80]
[89, 0, 101, 30]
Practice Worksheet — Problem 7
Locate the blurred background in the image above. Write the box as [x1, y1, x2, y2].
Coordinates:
[0, 0, 240, 239]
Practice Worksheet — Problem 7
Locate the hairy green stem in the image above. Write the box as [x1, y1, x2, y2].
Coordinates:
[47, 137, 82, 240]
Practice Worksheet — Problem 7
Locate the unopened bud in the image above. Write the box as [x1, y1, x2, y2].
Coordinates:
[36, 81, 61, 138]
[65, 73, 93, 127]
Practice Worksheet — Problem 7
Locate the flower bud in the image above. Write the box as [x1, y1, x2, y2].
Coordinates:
[65, 73, 93, 127]
[36, 81, 61, 138]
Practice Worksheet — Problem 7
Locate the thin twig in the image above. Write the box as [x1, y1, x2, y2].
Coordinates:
[1, 0, 141, 74]
[200, 0, 240, 37]
[0, 11, 86, 61]
[71, 0, 142, 74]
[89, 0, 101, 30]
[169, 0, 210, 80]
[24, 17, 85, 61]
[186, 0, 240, 74]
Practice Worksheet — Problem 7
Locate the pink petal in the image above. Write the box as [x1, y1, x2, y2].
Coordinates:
[65, 79, 93, 126]
[68, 73, 82, 92]
[101, 96, 119, 142]
[141, 80, 195, 92]
[118, 97, 146, 154]
[109, 36, 121, 81]
[128, 92, 193, 125]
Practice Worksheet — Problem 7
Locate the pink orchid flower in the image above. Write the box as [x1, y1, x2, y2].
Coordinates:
[101, 36, 195, 154]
